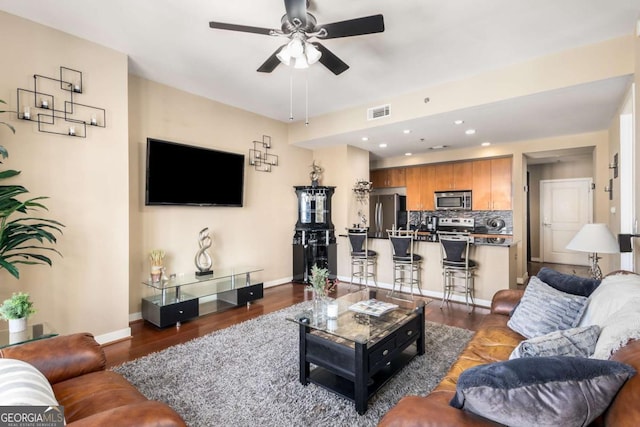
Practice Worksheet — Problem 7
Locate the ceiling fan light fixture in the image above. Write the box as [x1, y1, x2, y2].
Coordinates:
[288, 38, 304, 58]
[305, 42, 321, 65]
[276, 46, 292, 65]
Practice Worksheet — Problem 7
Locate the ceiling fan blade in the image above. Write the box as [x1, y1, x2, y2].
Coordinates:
[311, 42, 349, 75]
[209, 21, 274, 36]
[257, 47, 284, 73]
[284, 0, 307, 27]
[318, 14, 384, 39]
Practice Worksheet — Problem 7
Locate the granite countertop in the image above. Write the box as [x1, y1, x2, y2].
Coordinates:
[339, 232, 516, 247]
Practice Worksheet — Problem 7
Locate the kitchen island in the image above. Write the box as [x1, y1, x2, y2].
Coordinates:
[338, 233, 518, 307]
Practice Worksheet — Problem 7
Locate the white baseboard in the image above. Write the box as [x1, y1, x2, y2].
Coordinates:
[531, 257, 542, 262]
[95, 327, 131, 345]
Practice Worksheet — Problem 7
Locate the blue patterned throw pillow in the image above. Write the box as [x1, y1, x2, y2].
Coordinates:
[450, 356, 636, 427]
[507, 276, 588, 338]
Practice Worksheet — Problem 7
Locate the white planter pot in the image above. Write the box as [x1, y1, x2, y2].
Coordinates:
[8, 317, 27, 333]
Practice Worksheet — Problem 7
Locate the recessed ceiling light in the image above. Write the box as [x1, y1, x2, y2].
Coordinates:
[403, 129, 411, 134]
[379, 143, 387, 148]
[404, 152, 412, 156]
[465, 129, 476, 135]
[429, 145, 448, 150]
[361, 136, 369, 141]
[454, 120, 464, 125]
[481, 141, 491, 146]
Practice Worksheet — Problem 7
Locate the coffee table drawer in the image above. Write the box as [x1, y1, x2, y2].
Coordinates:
[396, 316, 421, 347]
[369, 336, 397, 371]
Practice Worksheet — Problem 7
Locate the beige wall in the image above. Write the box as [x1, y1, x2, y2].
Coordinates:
[128, 76, 312, 315]
[0, 11, 130, 342]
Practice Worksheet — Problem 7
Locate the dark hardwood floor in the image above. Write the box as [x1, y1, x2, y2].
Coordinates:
[103, 261, 586, 369]
[103, 282, 490, 368]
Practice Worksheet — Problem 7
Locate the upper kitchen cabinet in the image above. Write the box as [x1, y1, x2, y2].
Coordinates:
[453, 161, 473, 190]
[472, 157, 512, 210]
[370, 167, 406, 188]
[433, 161, 473, 191]
[406, 165, 436, 211]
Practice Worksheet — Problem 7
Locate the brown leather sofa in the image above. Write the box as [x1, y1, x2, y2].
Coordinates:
[0, 332, 186, 426]
[379, 289, 640, 427]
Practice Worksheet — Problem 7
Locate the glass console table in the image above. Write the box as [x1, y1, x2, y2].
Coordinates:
[0, 322, 56, 349]
[142, 266, 263, 328]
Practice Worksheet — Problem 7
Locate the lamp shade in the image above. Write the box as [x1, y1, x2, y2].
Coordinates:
[566, 223, 620, 254]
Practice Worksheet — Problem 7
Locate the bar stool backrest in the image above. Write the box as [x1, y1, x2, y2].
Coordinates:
[347, 228, 368, 255]
[387, 229, 416, 259]
[439, 233, 472, 265]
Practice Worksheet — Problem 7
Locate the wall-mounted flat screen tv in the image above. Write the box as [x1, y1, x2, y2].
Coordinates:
[145, 138, 244, 207]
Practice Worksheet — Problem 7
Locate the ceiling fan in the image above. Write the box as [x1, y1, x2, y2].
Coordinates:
[209, 0, 384, 75]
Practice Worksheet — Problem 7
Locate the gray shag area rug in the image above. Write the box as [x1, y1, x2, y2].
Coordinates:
[113, 301, 473, 427]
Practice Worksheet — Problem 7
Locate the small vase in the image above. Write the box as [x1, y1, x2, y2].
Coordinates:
[312, 291, 327, 326]
[151, 266, 163, 282]
[8, 317, 27, 333]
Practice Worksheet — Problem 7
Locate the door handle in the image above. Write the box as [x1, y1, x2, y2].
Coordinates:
[543, 222, 552, 227]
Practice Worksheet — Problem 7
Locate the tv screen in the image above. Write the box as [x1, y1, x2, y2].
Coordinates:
[145, 138, 244, 207]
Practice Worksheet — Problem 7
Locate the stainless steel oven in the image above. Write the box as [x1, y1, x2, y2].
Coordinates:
[435, 191, 472, 211]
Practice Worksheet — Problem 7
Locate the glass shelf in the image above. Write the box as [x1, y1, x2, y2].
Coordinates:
[142, 266, 263, 290]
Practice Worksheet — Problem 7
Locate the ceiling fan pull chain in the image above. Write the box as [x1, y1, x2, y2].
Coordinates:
[305, 71, 309, 126]
[289, 70, 294, 121]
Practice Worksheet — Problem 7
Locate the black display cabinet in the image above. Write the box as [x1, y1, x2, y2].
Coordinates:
[292, 186, 336, 283]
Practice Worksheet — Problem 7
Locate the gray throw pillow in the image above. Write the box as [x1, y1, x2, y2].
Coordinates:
[450, 356, 636, 427]
[507, 276, 588, 339]
[510, 325, 600, 359]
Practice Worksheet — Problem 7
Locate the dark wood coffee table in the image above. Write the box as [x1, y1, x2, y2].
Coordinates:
[288, 289, 427, 415]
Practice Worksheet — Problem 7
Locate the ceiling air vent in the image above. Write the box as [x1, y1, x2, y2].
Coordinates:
[367, 104, 390, 121]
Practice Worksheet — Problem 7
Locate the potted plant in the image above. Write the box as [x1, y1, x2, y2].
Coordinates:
[149, 249, 165, 282]
[308, 264, 331, 297]
[0, 292, 35, 332]
[0, 98, 64, 280]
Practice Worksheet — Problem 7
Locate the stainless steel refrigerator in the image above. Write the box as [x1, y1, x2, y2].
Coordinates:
[369, 193, 407, 236]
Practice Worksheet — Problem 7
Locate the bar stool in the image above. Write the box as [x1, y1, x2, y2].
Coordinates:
[439, 232, 476, 312]
[347, 228, 378, 291]
[388, 229, 423, 300]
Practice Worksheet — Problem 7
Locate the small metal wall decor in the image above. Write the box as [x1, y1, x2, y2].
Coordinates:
[353, 179, 373, 203]
[16, 66, 106, 138]
[249, 134, 278, 172]
[194, 227, 213, 276]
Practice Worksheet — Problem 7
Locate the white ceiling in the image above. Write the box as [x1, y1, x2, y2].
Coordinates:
[1, 0, 638, 160]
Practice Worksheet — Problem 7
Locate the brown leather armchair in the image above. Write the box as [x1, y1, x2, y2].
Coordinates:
[0, 333, 186, 426]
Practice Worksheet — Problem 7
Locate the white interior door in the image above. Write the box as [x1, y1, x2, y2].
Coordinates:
[541, 178, 593, 265]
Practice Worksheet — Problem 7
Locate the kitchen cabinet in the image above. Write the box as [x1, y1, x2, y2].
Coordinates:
[406, 165, 436, 210]
[370, 168, 406, 188]
[453, 161, 473, 190]
[472, 157, 512, 210]
[433, 161, 473, 191]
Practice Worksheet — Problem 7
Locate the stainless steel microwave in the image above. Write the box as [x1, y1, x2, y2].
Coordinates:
[434, 191, 472, 211]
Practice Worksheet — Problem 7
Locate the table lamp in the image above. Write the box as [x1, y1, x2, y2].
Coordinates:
[566, 223, 619, 279]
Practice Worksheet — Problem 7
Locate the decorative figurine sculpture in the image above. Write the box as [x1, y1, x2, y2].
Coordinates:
[310, 161, 323, 187]
[194, 227, 213, 276]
